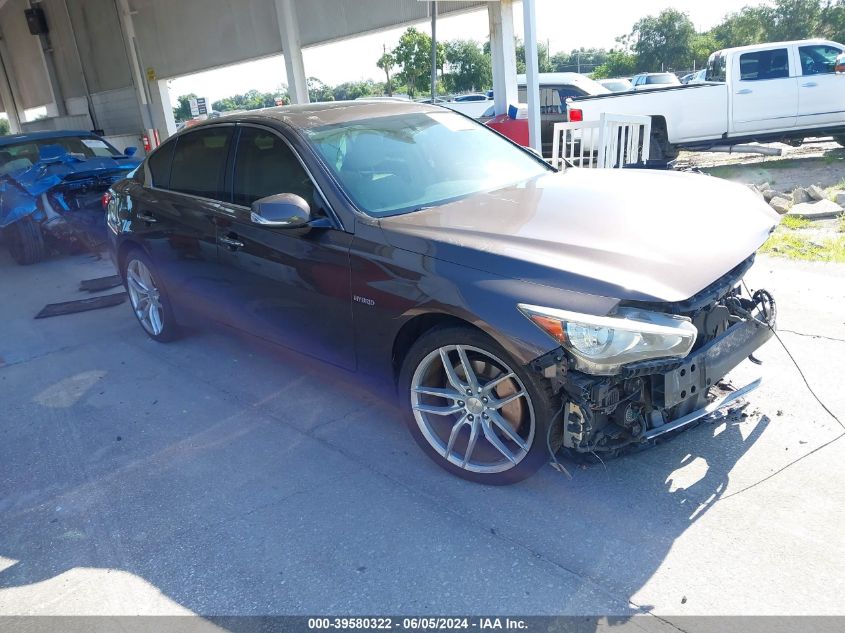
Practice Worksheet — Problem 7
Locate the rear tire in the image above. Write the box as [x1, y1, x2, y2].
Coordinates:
[6, 217, 46, 265]
[121, 248, 181, 342]
[648, 122, 679, 162]
[399, 326, 561, 485]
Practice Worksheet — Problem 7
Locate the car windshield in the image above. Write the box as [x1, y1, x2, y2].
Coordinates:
[0, 135, 122, 168]
[305, 111, 551, 216]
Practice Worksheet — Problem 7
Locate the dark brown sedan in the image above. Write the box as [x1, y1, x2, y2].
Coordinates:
[106, 102, 778, 484]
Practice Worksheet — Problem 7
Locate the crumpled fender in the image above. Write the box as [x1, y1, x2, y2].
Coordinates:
[0, 180, 39, 229]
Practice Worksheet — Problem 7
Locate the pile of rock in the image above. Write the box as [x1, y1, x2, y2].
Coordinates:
[748, 182, 844, 218]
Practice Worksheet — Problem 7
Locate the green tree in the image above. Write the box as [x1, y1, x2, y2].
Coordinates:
[443, 39, 491, 93]
[307, 77, 335, 102]
[173, 93, 198, 122]
[332, 80, 379, 101]
[627, 9, 697, 71]
[822, 0, 845, 43]
[766, 0, 825, 41]
[0, 117, 10, 136]
[515, 39, 554, 74]
[376, 47, 396, 96]
[393, 27, 443, 97]
[590, 50, 637, 79]
[552, 48, 610, 73]
[710, 5, 769, 48]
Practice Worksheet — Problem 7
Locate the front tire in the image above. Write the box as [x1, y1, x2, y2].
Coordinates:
[122, 249, 180, 342]
[6, 217, 46, 265]
[399, 326, 560, 485]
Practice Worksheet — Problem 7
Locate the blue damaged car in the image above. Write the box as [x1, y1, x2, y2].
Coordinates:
[0, 130, 141, 264]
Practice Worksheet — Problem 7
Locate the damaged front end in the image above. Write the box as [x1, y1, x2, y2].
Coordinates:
[0, 145, 137, 264]
[523, 257, 776, 457]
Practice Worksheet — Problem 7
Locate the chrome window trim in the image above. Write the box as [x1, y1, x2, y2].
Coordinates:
[144, 121, 345, 232]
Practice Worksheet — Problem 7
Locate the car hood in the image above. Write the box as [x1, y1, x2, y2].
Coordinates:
[378, 169, 778, 303]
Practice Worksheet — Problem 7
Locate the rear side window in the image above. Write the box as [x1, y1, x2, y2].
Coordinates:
[739, 48, 790, 81]
[706, 53, 726, 82]
[169, 127, 234, 200]
[147, 140, 175, 188]
[232, 127, 315, 207]
[799, 44, 842, 75]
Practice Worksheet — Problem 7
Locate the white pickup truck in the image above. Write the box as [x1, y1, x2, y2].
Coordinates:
[567, 39, 845, 160]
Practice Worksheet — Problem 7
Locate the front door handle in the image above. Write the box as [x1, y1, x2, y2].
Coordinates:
[736, 88, 753, 95]
[219, 234, 244, 250]
[138, 212, 157, 223]
[801, 81, 818, 87]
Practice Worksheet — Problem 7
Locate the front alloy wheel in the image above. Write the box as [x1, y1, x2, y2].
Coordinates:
[401, 328, 557, 484]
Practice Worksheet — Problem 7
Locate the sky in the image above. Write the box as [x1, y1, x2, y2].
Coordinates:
[168, 0, 762, 104]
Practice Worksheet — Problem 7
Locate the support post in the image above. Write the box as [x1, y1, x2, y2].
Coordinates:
[115, 0, 156, 141]
[0, 39, 23, 133]
[29, 1, 66, 116]
[275, 0, 308, 104]
[522, 0, 541, 154]
[430, 1, 437, 101]
[488, 0, 517, 116]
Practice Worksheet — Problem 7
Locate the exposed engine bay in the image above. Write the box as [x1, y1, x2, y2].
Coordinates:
[532, 257, 777, 457]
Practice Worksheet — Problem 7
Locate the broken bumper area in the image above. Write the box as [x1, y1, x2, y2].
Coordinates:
[538, 288, 776, 456]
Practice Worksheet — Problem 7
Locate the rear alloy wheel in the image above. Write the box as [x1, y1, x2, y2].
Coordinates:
[123, 250, 180, 342]
[7, 217, 46, 265]
[400, 327, 558, 484]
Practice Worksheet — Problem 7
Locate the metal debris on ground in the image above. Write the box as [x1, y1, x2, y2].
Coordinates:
[35, 292, 127, 319]
[79, 274, 122, 292]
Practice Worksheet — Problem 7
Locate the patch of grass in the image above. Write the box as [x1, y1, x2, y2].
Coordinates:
[779, 215, 811, 230]
[761, 230, 845, 262]
[839, 213, 845, 233]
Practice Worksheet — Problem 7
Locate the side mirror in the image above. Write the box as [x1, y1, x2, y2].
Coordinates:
[124, 146, 138, 157]
[836, 52, 845, 74]
[250, 193, 311, 228]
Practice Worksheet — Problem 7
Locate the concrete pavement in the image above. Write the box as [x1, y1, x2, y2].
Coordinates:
[1, 248, 844, 624]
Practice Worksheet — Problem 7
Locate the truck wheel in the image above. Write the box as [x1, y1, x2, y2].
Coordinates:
[648, 123, 679, 162]
[834, 135, 845, 149]
[6, 217, 46, 265]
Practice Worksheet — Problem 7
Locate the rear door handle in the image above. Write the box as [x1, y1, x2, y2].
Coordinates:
[736, 88, 753, 95]
[219, 235, 244, 250]
[801, 81, 818, 87]
[138, 213, 157, 223]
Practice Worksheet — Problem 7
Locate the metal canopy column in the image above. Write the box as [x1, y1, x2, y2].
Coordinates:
[522, 0, 541, 153]
[276, 0, 308, 104]
[487, 0, 517, 116]
[0, 39, 22, 133]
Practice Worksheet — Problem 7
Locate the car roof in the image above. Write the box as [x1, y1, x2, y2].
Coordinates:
[0, 129, 100, 147]
[715, 38, 842, 56]
[515, 72, 610, 94]
[183, 101, 444, 132]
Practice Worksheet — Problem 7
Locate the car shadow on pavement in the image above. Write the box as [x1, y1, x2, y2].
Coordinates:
[0, 320, 771, 620]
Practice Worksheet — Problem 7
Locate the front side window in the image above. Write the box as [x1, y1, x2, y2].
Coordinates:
[799, 44, 842, 75]
[169, 126, 234, 200]
[232, 127, 315, 207]
[305, 111, 551, 216]
[739, 48, 790, 81]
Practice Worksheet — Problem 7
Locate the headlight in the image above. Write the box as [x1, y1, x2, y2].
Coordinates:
[518, 304, 697, 375]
